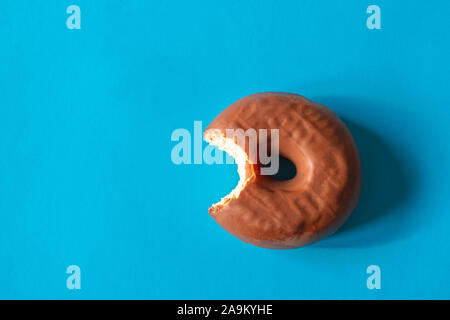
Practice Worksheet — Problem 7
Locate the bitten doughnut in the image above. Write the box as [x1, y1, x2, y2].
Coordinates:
[204, 92, 361, 249]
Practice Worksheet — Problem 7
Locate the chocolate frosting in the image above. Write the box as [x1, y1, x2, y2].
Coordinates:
[205, 92, 361, 249]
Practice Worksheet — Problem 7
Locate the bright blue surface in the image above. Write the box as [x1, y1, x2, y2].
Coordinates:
[1, 0, 449, 299]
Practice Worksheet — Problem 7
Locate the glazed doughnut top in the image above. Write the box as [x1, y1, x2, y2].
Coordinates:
[204, 92, 361, 249]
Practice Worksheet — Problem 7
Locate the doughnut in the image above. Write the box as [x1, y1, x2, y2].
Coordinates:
[204, 92, 361, 249]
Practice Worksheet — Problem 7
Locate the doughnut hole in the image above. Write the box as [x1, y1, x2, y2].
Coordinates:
[259, 155, 297, 181]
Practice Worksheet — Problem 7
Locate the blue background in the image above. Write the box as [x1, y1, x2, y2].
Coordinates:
[1, 0, 449, 299]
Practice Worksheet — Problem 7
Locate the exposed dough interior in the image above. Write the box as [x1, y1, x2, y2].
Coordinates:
[204, 129, 255, 212]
